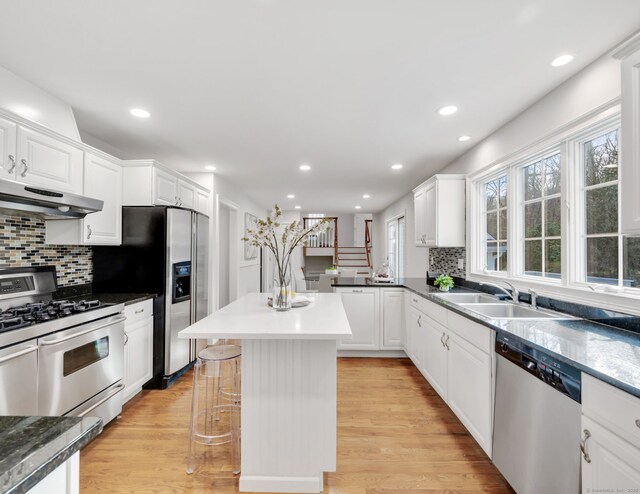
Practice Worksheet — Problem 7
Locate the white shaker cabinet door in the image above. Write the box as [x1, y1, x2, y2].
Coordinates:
[196, 189, 209, 215]
[406, 305, 424, 369]
[83, 153, 122, 245]
[421, 316, 448, 401]
[17, 126, 83, 193]
[0, 116, 17, 178]
[177, 179, 196, 209]
[424, 181, 437, 246]
[153, 167, 178, 206]
[336, 288, 379, 350]
[124, 316, 154, 403]
[413, 187, 427, 246]
[381, 289, 404, 349]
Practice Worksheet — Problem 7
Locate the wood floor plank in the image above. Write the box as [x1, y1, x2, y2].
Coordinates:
[80, 357, 512, 493]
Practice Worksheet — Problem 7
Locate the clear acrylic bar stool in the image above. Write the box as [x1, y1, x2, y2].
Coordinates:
[186, 344, 241, 475]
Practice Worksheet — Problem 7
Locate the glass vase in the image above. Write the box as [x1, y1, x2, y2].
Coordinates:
[272, 261, 293, 311]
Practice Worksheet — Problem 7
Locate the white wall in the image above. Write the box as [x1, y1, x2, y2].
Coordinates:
[0, 64, 80, 140]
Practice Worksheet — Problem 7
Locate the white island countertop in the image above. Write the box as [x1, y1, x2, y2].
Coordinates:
[179, 292, 352, 340]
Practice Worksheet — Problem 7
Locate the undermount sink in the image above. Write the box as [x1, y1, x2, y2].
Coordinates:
[459, 303, 568, 320]
[435, 292, 501, 304]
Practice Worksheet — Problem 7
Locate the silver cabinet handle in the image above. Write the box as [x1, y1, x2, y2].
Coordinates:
[440, 332, 446, 346]
[175, 196, 180, 205]
[580, 429, 591, 463]
[444, 334, 450, 350]
[135, 308, 145, 314]
[77, 383, 125, 417]
[352, 289, 363, 293]
[124, 331, 129, 345]
[7, 155, 16, 173]
[20, 159, 28, 177]
[417, 315, 421, 327]
[636, 419, 640, 429]
[40, 316, 127, 345]
[87, 225, 92, 239]
[0, 344, 37, 364]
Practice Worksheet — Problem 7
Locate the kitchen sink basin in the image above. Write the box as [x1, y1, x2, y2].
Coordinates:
[435, 292, 501, 304]
[459, 303, 568, 320]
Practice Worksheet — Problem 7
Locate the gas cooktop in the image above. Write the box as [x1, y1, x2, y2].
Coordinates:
[0, 299, 114, 332]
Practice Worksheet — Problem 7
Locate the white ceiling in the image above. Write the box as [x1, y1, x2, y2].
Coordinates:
[0, 1, 639, 213]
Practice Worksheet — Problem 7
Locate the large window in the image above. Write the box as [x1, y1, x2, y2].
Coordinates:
[483, 175, 508, 272]
[470, 109, 640, 299]
[522, 153, 561, 279]
[387, 216, 405, 278]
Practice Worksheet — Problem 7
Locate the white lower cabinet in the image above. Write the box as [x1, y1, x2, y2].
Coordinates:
[123, 300, 154, 402]
[27, 452, 79, 494]
[581, 373, 640, 492]
[336, 288, 380, 350]
[381, 288, 404, 349]
[405, 303, 423, 368]
[421, 314, 448, 400]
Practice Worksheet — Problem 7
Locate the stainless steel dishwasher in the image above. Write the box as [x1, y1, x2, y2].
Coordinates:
[493, 333, 581, 494]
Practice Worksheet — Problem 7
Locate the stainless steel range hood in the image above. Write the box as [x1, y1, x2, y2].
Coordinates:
[0, 178, 103, 219]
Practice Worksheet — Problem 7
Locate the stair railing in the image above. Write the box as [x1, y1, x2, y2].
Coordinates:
[364, 219, 373, 268]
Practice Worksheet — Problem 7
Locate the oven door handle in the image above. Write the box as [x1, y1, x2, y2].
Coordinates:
[0, 344, 37, 364]
[39, 316, 127, 346]
[77, 383, 125, 417]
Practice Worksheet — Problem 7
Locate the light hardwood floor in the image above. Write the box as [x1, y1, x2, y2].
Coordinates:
[80, 358, 513, 493]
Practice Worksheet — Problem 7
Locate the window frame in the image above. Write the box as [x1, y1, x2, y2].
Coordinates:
[468, 104, 640, 308]
[386, 213, 406, 279]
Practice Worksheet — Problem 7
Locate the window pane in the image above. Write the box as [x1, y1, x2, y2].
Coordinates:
[499, 209, 507, 240]
[497, 242, 508, 272]
[585, 130, 618, 186]
[524, 240, 542, 276]
[524, 162, 542, 200]
[486, 241, 498, 271]
[546, 239, 562, 277]
[486, 180, 498, 211]
[524, 202, 542, 238]
[545, 197, 562, 237]
[623, 236, 640, 289]
[586, 236, 618, 285]
[586, 185, 618, 235]
[487, 212, 498, 240]
[398, 218, 406, 279]
[499, 176, 507, 208]
[544, 154, 561, 195]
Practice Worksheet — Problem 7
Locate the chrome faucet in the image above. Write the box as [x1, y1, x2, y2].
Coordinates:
[481, 281, 520, 303]
[529, 289, 538, 309]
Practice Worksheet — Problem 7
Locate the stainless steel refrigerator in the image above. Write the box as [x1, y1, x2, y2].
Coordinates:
[93, 206, 209, 388]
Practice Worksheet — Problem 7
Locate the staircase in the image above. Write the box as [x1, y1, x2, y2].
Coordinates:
[337, 246, 371, 275]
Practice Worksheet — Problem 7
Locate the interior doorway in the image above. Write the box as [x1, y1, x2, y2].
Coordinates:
[216, 195, 239, 310]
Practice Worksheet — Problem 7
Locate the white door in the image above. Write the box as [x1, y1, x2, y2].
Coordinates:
[82, 153, 122, 245]
[381, 289, 403, 349]
[582, 417, 640, 492]
[153, 167, 178, 206]
[424, 182, 437, 246]
[124, 317, 153, 402]
[446, 330, 493, 456]
[414, 188, 426, 245]
[17, 126, 83, 193]
[422, 316, 448, 400]
[336, 288, 379, 350]
[0, 116, 17, 178]
[177, 179, 196, 209]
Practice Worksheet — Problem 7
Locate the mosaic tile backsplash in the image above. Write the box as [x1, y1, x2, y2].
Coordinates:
[429, 247, 466, 277]
[0, 213, 92, 287]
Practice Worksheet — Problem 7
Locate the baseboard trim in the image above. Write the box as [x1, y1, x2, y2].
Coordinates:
[337, 350, 408, 358]
[239, 474, 324, 493]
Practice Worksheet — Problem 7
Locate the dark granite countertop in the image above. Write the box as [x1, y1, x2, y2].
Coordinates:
[54, 284, 156, 306]
[333, 277, 640, 398]
[0, 416, 102, 494]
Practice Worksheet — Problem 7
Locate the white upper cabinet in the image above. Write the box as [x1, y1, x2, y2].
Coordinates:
[45, 152, 123, 245]
[153, 167, 178, 206]
[177, 179, 196, 209]
[122, 160, 210, 212]
[618, 39, 640, 234]
[0, 116, 17, 177]
[16, 126, 83, 193]
[413, 174, 466, 247]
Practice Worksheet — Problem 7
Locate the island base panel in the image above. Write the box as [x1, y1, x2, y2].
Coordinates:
[240, 339, 337, 493]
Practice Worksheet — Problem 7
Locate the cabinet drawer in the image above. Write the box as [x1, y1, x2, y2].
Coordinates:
[583, 373, 640, 449]
[407, 293, 447, 327]
[447, 311, 491, 353]
[124, 299, 154, 325]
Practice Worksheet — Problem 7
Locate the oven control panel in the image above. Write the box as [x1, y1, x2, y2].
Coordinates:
[0, 276, 35, 295]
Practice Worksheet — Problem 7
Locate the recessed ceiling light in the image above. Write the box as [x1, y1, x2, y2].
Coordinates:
[299, 164, 311, 171]
[287, 194, 295, 199]
[391, 163, 403, 170]
[458, 135, 471, 142]
[204, 165, 216, 171]
[355, 205, 362, 210]
[438, 105, 458, 116]
[130, 108, 150, 118]
[362, 194, 370, 199]
[551, 54, 573, 67]
[294, 205, 301, 209]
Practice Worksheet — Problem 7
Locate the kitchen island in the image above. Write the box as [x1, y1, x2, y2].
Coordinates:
[179, 292, 351, 493]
